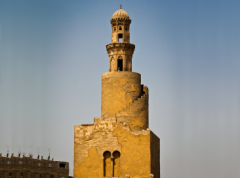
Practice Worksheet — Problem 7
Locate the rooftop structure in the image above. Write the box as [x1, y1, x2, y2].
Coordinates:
[0, 153, 69, 178]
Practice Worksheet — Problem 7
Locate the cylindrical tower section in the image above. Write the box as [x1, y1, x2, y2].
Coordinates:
[101, 72, 141, 117]
[106, 43, 135, 72]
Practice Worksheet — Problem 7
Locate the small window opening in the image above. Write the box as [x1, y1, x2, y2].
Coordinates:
[51, 175, 54, 178]
[21, 173, 23, 177]
[59, 163, 66, 168]
[48, 162, 52, 167]
[125, 26, 128, 31]
[7, 160, 11, 164]
[114, 27, 116, 31]
[118, 59, 123, 71]
[119, 26, 122, 30]
[118, 34, 123, 43]
[9, 173, 12, 177]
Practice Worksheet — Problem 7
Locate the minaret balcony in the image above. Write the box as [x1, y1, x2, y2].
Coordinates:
[106, 43, 135, 55]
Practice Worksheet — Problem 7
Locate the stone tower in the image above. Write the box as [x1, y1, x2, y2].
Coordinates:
[74, 6, 160, 178]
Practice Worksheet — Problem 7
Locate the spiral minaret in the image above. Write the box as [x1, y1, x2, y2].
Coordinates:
[74, 6, 160, 178]
[102, 7, 149, 130]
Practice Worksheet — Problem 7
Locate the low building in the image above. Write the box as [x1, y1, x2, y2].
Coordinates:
[0, 154, 69, 178]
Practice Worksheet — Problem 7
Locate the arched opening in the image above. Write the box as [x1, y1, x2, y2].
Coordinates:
[103, 151, 111, 177]
[113, 151, 121, 177]
[118, 59, 123, 71]
[118, 34, 123, 42]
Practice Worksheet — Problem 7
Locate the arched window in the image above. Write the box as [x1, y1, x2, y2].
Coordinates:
[125, 26, 128, 31]
[113, 151, 121, 177]
[118, 34, 123, 42]
[118, 58, 123, 71]
[103, 151, 111, 177]
[119, 26, 122, 30]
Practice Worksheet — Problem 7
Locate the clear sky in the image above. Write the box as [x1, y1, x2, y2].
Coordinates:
[0, 0, 240, 178]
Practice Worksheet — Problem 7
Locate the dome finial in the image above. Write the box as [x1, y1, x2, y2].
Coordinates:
[120, 4, 122, 9]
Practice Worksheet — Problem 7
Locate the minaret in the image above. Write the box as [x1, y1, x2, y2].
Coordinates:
[74, 6, 160, 178]
[102, 6, 149, 130]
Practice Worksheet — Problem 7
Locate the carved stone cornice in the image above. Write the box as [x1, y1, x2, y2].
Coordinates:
[110, 18, 131, 24]
[106, 43, 135, 50]
[106, 43, 135, 55]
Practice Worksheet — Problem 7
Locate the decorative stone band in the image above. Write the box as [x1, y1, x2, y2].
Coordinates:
[110, 18, 132, 24]
[106, 43, 135, 52]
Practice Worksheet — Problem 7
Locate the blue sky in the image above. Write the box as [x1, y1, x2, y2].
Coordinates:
[0, 0, 240, 178]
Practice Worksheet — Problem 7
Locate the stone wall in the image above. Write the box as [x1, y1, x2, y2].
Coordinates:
[74, 117, 121, 169]
[101, 72, 141, 118]
[116, 85, 149, 130]
[74, 117, 160, 178]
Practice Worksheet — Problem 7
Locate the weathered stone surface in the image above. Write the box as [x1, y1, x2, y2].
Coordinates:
[116, 85, 149, 130]
[74, 117, 121, 168]
[74, 118, 158, 178]
[74, 147, 103, 178]
[101, 72, 142, 118]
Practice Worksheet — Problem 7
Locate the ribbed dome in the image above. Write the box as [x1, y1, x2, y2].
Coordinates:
[112, 9, 129, 19]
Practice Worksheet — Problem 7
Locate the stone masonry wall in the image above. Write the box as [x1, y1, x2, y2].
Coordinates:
[116, 85, 149, 130]
[74, 118, 154, 178]
[101, 72, 141, 118]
